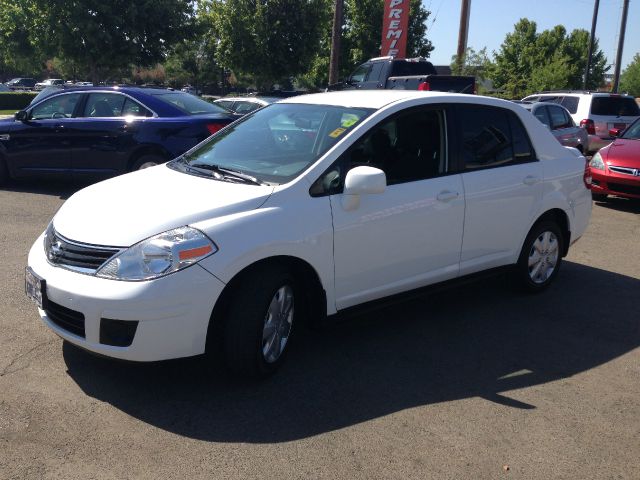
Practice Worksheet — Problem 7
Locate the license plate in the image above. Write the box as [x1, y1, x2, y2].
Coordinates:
[25, 267, 45, 309]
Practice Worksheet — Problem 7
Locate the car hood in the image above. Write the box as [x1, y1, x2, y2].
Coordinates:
[53, 164, 275, 246]
[604, 140, 640, 168]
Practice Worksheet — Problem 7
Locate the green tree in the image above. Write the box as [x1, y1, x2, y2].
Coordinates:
[491, 18, 539, 98]
[490, 19, 608, 98]
[213, 0, 328, 90]
[0, 0, 44, 79]
[620, 53, 640, 97]
[32, 0, 195, 82]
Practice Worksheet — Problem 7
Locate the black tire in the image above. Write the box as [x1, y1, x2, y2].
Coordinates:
[130, 154, 164, 172]
[0, 156, 8, 186]
[592, 193, 607, 202]
[222, 265, 298, 377]
[514, 220, 564, 293]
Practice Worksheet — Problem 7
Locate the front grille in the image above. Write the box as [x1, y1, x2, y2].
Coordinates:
[46, 227, 121, 272]
[609, 165, 639, 176]
[607, 182, 640, 196]
[45, 301, 85, 338]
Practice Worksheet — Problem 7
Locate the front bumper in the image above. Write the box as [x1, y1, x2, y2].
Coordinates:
[27, 233, 226, 361]
[591, 169, 640, 199]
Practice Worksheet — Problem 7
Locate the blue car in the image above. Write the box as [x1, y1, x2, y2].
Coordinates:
[0, 86, 239, 184]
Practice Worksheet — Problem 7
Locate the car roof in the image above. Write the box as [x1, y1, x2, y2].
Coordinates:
[280, 90, 512, 110]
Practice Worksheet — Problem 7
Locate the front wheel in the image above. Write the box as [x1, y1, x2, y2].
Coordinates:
[515, 221, 564, 293]
[222, 266, 298, 377]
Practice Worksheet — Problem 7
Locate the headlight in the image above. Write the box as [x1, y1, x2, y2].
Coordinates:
[96, 226, 217, 281]
[589, 152, 605, 170]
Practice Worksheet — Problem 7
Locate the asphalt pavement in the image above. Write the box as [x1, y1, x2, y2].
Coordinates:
[1, 179, 639, 479]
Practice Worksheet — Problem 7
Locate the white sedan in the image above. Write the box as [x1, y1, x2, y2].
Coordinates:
[26, 90, 592, 377]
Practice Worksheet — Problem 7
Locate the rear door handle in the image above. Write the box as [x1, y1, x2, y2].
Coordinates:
[523, 175, 541, 186]
[436, 190, 459, 202]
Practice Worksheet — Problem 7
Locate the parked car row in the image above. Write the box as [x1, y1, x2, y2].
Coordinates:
[521, 91, 640, 154]
[2, 78, 94, 91]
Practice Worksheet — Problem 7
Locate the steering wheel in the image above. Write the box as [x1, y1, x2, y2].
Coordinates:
[51, 112, 66, 119]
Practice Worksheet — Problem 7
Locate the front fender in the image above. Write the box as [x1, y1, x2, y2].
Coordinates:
[192, 194, 337, 314]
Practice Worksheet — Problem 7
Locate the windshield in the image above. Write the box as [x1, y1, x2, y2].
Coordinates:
[175, 103, 374, 184]
[590, 96, 640, 116]
[621, 118, 640, 140]
[152, 92, 228, 115]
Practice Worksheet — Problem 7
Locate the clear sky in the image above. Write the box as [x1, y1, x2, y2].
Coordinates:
[424, 0, 640, 71]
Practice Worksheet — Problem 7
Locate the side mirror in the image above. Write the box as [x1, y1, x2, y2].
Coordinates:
[609, 127, 622, 138]
[15, 110, 28, 122]
[342, 166, 386, 210]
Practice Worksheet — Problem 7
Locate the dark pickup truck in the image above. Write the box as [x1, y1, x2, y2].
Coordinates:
[327, 56, 475, 94]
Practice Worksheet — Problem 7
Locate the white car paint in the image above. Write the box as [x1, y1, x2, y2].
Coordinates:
[27, 90, 592, 363]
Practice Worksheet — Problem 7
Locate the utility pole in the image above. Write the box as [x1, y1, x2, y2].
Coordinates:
[612, 0, 629, 93]
[328, 0, 344, 86]
[456, 0, 471, 69]
[583, 0, 600, 90]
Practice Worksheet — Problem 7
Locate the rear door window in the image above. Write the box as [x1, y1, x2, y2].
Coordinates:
[590, 97, 640, 116]
[122, 98, 151, 117]
[82, 93, 126, 117]
[457, 105, 535, 170]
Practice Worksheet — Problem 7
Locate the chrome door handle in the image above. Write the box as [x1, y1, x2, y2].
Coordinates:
[523, 175, 541, 186]
[436, 190, 459, 202]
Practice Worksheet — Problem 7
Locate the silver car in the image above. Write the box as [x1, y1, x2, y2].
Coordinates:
[518, 102, 589, 154]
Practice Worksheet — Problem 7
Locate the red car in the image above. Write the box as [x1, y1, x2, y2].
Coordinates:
[589, 118, 640, 201]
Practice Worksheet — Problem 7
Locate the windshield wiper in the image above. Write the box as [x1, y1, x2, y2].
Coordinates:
[189, 163, 265, 185]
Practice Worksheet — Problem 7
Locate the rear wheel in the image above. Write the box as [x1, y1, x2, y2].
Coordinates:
[130, 154, 164, 171]
[515, 220, 564, 293]
[222, 265, 298, 377]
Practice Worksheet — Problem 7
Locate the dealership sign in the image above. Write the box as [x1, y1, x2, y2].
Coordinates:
[381, 0, 410, 58]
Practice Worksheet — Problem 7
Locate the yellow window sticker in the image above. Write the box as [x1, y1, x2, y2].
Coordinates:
[329, 127, 347, 138]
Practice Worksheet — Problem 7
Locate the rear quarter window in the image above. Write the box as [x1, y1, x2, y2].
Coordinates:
[590, 97, 640, 116]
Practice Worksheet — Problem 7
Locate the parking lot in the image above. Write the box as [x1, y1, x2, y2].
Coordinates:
[1, 180, 639, 479]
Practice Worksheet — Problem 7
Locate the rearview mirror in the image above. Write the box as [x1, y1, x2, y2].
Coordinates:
[15, 110, 28, 122]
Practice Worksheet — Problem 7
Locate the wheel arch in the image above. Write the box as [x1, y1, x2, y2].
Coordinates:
[127, 145, 172, 172]
[205, 255, 327, 353]
[527, 208, 571, 257]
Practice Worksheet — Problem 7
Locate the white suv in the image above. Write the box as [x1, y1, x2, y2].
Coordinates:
[522, 92, 640, 154]
[26, 91, 593, 377]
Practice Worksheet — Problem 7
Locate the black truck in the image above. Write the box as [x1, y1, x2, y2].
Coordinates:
[327, 56, 475, 94]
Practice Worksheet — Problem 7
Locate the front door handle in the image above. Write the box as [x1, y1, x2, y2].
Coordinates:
[436, 190, 459, 202]
[523, 175, 541, 186]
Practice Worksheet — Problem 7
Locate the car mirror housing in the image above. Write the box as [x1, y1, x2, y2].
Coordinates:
[342, 166, 386, 210]
[609, 127, 622, 138]
[15, 110, 28, 122]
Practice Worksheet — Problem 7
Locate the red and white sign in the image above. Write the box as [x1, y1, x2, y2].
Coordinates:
[381, 0, 410, 58]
